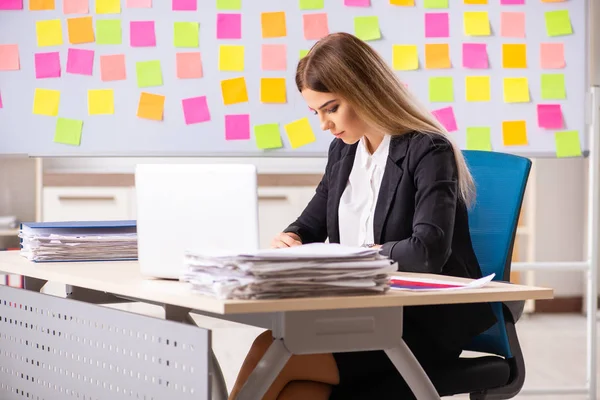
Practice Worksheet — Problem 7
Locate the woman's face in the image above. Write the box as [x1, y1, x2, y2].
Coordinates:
[301, 88, 370, 145]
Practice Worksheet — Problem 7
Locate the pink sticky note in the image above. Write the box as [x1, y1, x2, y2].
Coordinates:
[540, 43, 565, 69]
[63, 0, 88, 13]
[130, 21, 156, 47]
[501, 0, 524, 4]
[127, 0, 151, 7]
[501, 12, 525, 38]
[173, 0, 196, 10]
[66, 48, 94, 75]
[182, 96, 210, 124]
[176, 52, 203, 79]
[0, 44, 19, 71]
[425, 13, 449, 38]
[217, 13, 241, 39]
[463, 43, 488, 69]
[0, 0, 22, 9]
[225, 114, 250, 140]
[35, 52, 61, 79]
[432, 107, 458, 132]
[100, 54, 126, 81]
[303, 13, 329, 40]
[537, 104, 563, 129]
[262, 44, 286, 71]
[345, 0, 369, 5]
[0, 92, 3, 108]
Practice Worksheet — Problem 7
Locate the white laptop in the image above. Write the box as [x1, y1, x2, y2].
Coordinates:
[135, 163, 260, 279]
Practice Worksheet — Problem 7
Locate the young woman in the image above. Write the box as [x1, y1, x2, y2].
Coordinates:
[229, 32, 496, 400]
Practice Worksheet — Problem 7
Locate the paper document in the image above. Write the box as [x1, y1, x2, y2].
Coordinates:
[390, 273, 496, 291]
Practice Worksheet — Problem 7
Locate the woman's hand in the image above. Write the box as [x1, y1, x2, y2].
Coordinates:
[271, 232, 302, 248]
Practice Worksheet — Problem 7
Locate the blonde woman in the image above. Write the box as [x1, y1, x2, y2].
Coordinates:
[229, 32, 496, 400]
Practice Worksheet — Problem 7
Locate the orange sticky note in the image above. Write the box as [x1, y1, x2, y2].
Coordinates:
[30, 0, 55, 10]
[221, 77, 248, 105]
[464, 0, 487, 3]
[261, 78, 287, 103]
[390, 0, 415, 5]
[425, 44, 451, 69]
[540, 43, 565, 69]
[67, 17, 95, 44]
[502, 120, 528, 146]
[261, 12, 287, 38]
[502, 44, 527, 69]
[137, 92, 165, 121]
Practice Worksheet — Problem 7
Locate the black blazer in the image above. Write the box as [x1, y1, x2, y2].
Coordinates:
[285, 132, 496, 352]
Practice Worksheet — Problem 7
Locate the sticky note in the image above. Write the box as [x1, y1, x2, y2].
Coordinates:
[262, 44, 286, 71]
[216, 0, 241, 10]
[432, 107, 457, 132]
[502, 44, 527, 69]
[464, 0, 486, 4]
[63, 0, 88, 13]
[502, 121, 527, 146]
[35, 52, 61, 79]
[466, 76, 491, 102]
[221, 77, 248, 105]
[354, 16, 380, 41]
[501, 12, 525, 38]
[261, 12, 287, 38]
[30, 0, 54, 10]
[345, 0, 369, 6]
[464, 12, 490, 36]
[67, 48, 94, 75]
[182, 96, 211, 124]
[54, 118, 82, 146]
[96, 19, 122, 45]
[174, 22, 199, 47]
[285, 118, 316, 149]
[255, 123, 283, 149]
[462, 43, 488, 69]
[541, 74, 566, 100]
[545, 10, 572, 36]
[299, 0, 323, 9]
[390, 0, 414, 5]
[0, 92, 3, 108]
[393, 45, 418, 70]
[537, 104, 563, 129]
[131, 21, 156, 47]
[225, 114, 250, 140]
[176, 52, 203, 79]
[100, 54, 126, 81]
[501, 0, 524, 4]
[219, 45, 244, 71]
[466, 127, 492, 151]
[217, 13, 242, 39]
[137, 92, 165, 121]
[555, 130, 581, 158]
[503, 77, 529, 103]
[541, 43, 565, 69]
[299, 49, 310, 59]
[67, 16, 94, 44]
[424, 0, 448, 8]
[425, 13, 449, 38]
[425, 44, 451, 69]
[429, 77, 453, 102]
[0, 0, 23, 10]
[261, 78, 287, 103]
[0, 45, 19, 71]
[173, 0, 196, 10]
[33, 88, 60, 116]
[303, 13, 329, 40]
[88, 89, 114, 115]
[36, 20, 63, 47]
[127, 0, 152, 7]
[136, 60, 163, 87]
[96, 0, 120, 13]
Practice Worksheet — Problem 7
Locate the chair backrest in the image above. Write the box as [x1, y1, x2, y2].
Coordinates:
[462, 150, 532, 357]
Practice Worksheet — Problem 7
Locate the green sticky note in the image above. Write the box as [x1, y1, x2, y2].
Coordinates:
[466, 127, 492, 151]
[299, 49, 309, 59]
[541, 74, 566, 100]
[354, 16, 381, 41]
[545, 10, 572, 37]
[96, 19, 122, 45]
[299, 0, 323, 9]
[217, 0, 241, 10]
[174, 22, 199, 48]
[424, 0, 448, 8]
[429, 77, 453, 102]
[136, 60, 163, 88]
[54, 118, 83, 146]
[255, 123, 283, 149]
[555, 130, 581, 158]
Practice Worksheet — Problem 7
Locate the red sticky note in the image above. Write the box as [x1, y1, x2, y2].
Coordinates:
[100, 54, 126, 81]
[0, 44, 19, 71]
[63, 0, 88, 13]
[463, 43, 488, 69]
[130, 21, 156, 47]
[537, 104, 563, 129]
[262, 44, 286, 71]
[432, 106, 458, 132]
[540, 43, 565, 69]
[66, 48, 94, 75]
[501, 12, 525, 38]
[182, 96, 211, 124]
[345, 0, 369, 5]
[225, 114, 251, 140]
[217, 13, 242, 39]
[425, 13, 449, 38]
[303, 13, 329, 40]
[0, 0, 22, 9]
[173, 0, 196, 10]
[176, 52, 203, 79]
[35, 52, 61, 78]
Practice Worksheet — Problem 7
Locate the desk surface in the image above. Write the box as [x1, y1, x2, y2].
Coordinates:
[0, 251, 553, 315]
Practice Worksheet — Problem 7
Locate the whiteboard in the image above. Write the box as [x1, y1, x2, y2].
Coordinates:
[0, 0, 589, 157]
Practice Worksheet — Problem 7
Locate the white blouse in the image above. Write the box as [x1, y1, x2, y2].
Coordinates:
[338, 134, 391, 247]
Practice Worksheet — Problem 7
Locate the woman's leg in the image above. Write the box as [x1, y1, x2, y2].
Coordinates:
[229, 330, 339, 400]
[277, 381, 333, 400]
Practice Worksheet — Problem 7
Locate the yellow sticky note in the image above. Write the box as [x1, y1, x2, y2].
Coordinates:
[219, 45, 244, 72]
[502, 44, 527, 69]
[96, 0, 121, 13]
[503, 77, 530, 103]
[36, 20, 63, 47]
[393, 45, 418, 70]
[502, 120, 528, 146]
[261, 12, 287, 38]
[33, 88, 60, 116]
[285, 118, 316, 149]
[465, 76, 490, 102]
[261, 78, 287, 103]
[464, 0, 487, 3]
[221, 77, 249, 105]
[425, 44, 451, 69]
[88, 89, 114, 115]
[464, 11, 490, 36]
[390, 0, 414, 5]
[137, 92, 165, 121]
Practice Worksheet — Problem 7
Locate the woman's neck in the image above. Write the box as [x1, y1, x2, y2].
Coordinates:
[363, 132, 385, 155]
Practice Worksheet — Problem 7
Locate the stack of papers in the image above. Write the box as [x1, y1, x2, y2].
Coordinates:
[19, 220, 138, 262]
[181, 243, 397, 300]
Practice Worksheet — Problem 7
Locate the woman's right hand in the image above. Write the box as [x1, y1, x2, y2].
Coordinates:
[271, 232, 302, 248]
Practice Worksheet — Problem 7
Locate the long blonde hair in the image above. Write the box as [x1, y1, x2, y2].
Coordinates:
[295, 32, 475, 207]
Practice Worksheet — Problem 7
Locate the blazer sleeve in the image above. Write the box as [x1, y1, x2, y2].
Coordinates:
[380, 137, 459, 273]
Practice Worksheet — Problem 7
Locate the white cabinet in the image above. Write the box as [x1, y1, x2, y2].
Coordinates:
[42, 187, 135, 222]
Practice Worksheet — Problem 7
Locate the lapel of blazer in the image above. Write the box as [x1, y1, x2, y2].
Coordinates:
[327, 142, 358, 244]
